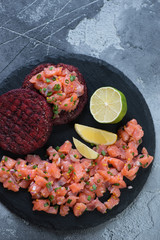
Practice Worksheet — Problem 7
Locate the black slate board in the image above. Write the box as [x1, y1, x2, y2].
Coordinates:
[0, 54, 155, 230]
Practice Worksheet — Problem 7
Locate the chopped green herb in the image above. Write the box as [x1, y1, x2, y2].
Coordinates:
[64, 104, 68, 107]
[17, 161, 20, 165]
[46, 78, 50, 83]
[4, 157, 8, 162]
[60, 154, 65, 159]
[122, 145, 125, 149]
[46, 182, 52, 189]
[126, 146, 129, 149]
[57, 93, 63, 96]
[87, 195, 91, 201]
[113, 183, 120, 186]
[70, 75, 76, 82]
[6, 170, 10, 172]
[107, 171, 113, 176]
[44, 202, 49, 207]
[92, 184, 97, 190]
[44, 171, 47, 174]
[65, 79, 69, 84]
[86, 169, 90, 173]
[8, 180, 12, 183]
[37, 74, 41, 79]
[139, 139, 142, 144]
[52, 76, 56, 81]
[54, 186, 61, 192]
[144, 162, 148, 167]
[80, 177, 84, 181]
[39, 88, 42, 93]
[132, 152, 134, 156]
[18, 174, 22, 177]
[44, 177, 48, 180]
[54, 205, 58, 209]
[49, 67, 53, 70]
[139, 162, 142, 166]
[74, 154, 77, 158]
[101, 150, 106, 156]
[53, 153, 56, 157]
[47, 92, 53, 97]
[73, 100, 77, 105]
[53, 84, 61, 91]
[68, 166, 73, 174]
[73, 172, 76, 175]
[147, 154, 149, 157]
[67, 199, 72, 204]
[95, 162, 98, 165]
[1, 168, 5, 171]
[127, 164, 131, 170]
[86, 181, 89, 185]
[49, 195, 54, 201]
[140, 155, 144, 158]
[56, 146, 60, 151]
[97, 179, 101, 183]
[108, 164, 113, 168]
[47, 98, 52, 103]
[91, 161, 93, 166]
[43, 88, 47, 92]
[70, 96, 73, 102]
[90, 143, 96, 147]
[27, 175, 30, 180]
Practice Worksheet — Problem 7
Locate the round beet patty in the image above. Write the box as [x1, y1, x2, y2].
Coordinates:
[22, 63, 87, 125]
[0, 89, 53, 155]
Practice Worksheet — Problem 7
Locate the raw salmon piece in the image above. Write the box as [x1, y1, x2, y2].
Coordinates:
[55, 186, 67, 196]
[108, 158, 125, 171]
[56, 196, 66, 205]
[70, 182, 85, 194]
[86, 199, 97, 211]
[72, 162, 84, 183]
[98, 170, 111, 181]
[32, 199, 50, 211]
[95, 184, 106, 197]
[137, 153, 153, 168]
[19, 180, 31, 189]
[118, 129, 130, 142]
[2, 156, 16, 169]
[47, 146, 59, 160]
[78, 193, 91, 204]
[46, 162, 61, 179]
[34, 176, 48, 188]
[46, 206, 58, 214]
[28, 183, 41, 199]
[41, 187, 50, 198]
[95, 198, 107, 214]
[60, 204, 70, 216]
[3, 177, 19, 192]
[69, 149, 82, 162]
[108, 186, 121, 197]
[109, 174, 126, 188]
[59, 141, 72, 154]
[73, 203, 86, 217]
[60, 93, 79, 112]
[121, 163, 139, 180]
[0, 167, 10, 181]
[25, 155, 42, 165]
[104, 195, 119, 209]
[107, 145, 120, 158]
[66, 196, 78, 207]
[44, 66, 62, 77]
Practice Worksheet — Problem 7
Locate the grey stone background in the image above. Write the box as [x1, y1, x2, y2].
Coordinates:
[0, 0, 159, 239]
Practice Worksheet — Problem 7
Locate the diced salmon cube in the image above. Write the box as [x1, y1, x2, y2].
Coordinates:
[60, 204, 70, 216]
[73, 203, 86, 217]
[32, 199, 50, 211]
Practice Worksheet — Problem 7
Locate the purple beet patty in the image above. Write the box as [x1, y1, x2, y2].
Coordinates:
[22, 63, 88, 125]
[0, 89, 53, 155]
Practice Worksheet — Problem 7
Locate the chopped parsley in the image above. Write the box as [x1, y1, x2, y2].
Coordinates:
[53, 84, 61, 91]
[46, 78, 50, 83]
[1, 168, 5, 171]
[107, 171, 113, 176]
[139, 162, 142, 166]
[86, 169, 90, 173]
[8, 180, 12, 183]
[49, 195, 54, 201]
[57, 93, 63, 96]
[70, 96, 73, 102]
[144, 162, 148, 167]
[53, 105, 59, 115]
[87, 196, 91, 201]
[37, 74, 41, 79]
[70, 75, 76, 82]
[44, 202, 49, 207]
[122, 145, 125, 149]
[49, 67, 53, 70]
[60, 154, 65, 159]
[113, 183, 120, 186]
[52, 76, 56, 81]
[4, 157, 8, 162]
[67, 199, 72, 204]
[139, 139, 142, 144]
[54, 186, 61, 192]
[46, 182, 52, 189]
[86, 181, 89, 185]
[92, 184, 97, 190]
[53, 205, 58, 209]
[47, 91, 53, 97]
[27, 175, 30, 180]
[101, 150, 106, 156]
[65, 79, 69, 84]
[64, 104, 68, 107]
[127, 164, 131, 170]
[97, 179, 101, 183]
[74, 154, 77, 158]
[140, 155, 144, 158]
[17, 161, 20, 165]
[56, 146, 60, 151]
[43, 88, 47, 92]
[132, 152, 134, 156]
[53, 153, 56, 157]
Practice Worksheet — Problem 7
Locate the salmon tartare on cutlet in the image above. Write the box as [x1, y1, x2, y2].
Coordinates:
[22, 63, 87, 125]
[0, 119, 153, 217]
[0, 89, 53, 155]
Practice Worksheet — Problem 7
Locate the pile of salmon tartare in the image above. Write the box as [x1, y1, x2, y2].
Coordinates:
[0, 119, 153, 217]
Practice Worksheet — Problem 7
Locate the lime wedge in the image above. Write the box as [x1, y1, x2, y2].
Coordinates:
[73, 137, 98, 159]
[90, 87, 127, 123]
[75, 124, 117, 145]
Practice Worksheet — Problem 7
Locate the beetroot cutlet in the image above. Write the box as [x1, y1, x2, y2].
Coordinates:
[22, 63, 87, 125]
[0, 89, 53, 155]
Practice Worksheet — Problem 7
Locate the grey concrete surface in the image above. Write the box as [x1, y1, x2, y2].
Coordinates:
[0, 0, 159, 239]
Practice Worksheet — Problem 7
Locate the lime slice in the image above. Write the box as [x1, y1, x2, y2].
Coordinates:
[90, 87, 127, 124]
[73, 137, 98, 159]
[75, 124, 117, 145]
